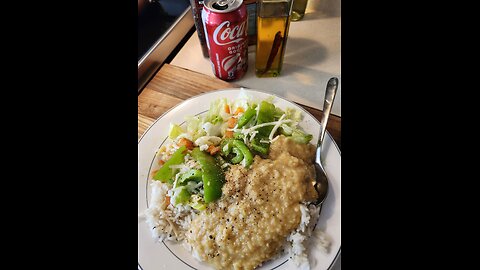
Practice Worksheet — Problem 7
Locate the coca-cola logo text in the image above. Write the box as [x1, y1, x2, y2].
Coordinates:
[213, 20, 246, 46]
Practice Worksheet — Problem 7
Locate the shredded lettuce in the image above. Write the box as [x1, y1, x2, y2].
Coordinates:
[185, 115, 206, 141]
[202, 122, 222, 137]
[264, 95, 275, 104]
[205, 98, 230, 124]
[168, 123, 184, 140]
[273, 107, 285, 120]
[284, 107, 303, 122]
[231, 89, 251, 114]
[290, 129, 313, 144]
[277, 107, 309, 142]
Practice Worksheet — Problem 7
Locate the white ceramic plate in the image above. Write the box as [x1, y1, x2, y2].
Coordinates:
[138, 89, 341, 270]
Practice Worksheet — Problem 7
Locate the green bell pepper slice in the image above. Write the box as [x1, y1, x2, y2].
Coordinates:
[256, 101, 276, 137]
[250, 137, 270, 155]
[220, 138, 233, 156]
[172, 186, 191, 205]
[232, 140, 253, 168]
[178, 169, 203, 185]
[237, 106, 257, 128]
[230, 147, 244, 164]
[191, 200, 206, 211]
[153, 145, 187, 184]
[191, 148, 225, 203]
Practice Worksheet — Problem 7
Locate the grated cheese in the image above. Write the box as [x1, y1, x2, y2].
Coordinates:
[228, 119, 296, 143]
[270, 135, 280, 143]
[268, 114, 285, 141]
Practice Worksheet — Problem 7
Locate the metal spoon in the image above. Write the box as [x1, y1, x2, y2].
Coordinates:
[314, 77, 338, 205]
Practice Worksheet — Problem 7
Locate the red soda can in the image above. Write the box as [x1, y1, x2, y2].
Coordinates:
[202, 0, 248, 81]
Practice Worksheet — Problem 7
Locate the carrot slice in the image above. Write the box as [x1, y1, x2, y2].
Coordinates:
[225, 104, 230, 114]
[178, 138, 194, 150]
[207, 145, 220, 155]
[165, 196, 171, 206]
[234, 107, 245, 115]
[225, 130, 233, 138]
[227, 117, 237, 128]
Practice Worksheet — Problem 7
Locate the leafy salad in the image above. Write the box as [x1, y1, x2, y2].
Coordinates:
[153, 92, 313, 210]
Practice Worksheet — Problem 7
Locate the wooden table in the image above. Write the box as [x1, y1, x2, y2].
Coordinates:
[138, 64, 341, 149]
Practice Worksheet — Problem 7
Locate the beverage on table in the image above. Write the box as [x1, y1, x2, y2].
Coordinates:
[255, 0, 293, 77]
[202, 0, 249, 81]
[189, 0, 210, 58]
[244, 0, 258, 45]
[291, 0, 308, 21]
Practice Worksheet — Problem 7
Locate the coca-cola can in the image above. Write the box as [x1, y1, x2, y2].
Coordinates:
[202, 0, 248, 81]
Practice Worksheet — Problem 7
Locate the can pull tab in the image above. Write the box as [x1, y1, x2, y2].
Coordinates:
[213, 0, 235, 10]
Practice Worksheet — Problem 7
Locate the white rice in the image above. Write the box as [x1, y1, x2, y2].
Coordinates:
[286, 203, 331, 270]
[143, 181, 197, 242]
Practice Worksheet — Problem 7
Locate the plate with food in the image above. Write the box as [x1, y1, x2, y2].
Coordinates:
[138, 89, 341, 270]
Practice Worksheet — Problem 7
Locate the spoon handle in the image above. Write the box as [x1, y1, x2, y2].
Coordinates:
[318, 78, 339, 148]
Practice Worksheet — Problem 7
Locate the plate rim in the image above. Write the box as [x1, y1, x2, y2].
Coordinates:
[138, 88, 341, 269]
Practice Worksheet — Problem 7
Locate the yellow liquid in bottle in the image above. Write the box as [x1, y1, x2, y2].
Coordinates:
[291, 0, 308, 21]
[255, 3, 291, 77]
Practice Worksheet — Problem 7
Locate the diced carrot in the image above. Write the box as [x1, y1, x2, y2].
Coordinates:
[225, 104, 230, 114]
[178, 138, 194, 150]
[227, 117, 237, 128]
[158, 159, 165, 165]
[225, 130, 233, 138]
[165, 196, 171, 206]
[207, 145, 220, 155]
[234, 107, 245, 115]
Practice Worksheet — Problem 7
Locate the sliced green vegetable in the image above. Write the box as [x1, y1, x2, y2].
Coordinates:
[256, 101, 276, 137]
[178, 169, 203, 185]
[189, 194, 207, 211]
[230, 147, 244, 164]
[172, 187, 191, 205]
[273, 107, 285, 120]
[232, 140, 253, 168]
[233, 132, 244, 140]
[191, 200, 206, 210]
[153, 146, 187, 184]
[220, 138, 234, 156]
[290, 130, 313, 144]
[215, 155, 227, 168]
[251, 137, 270, 155]
[279, 123, 293, 136]
[191, 148, 225, 203]
[237, 106, 257, 128]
